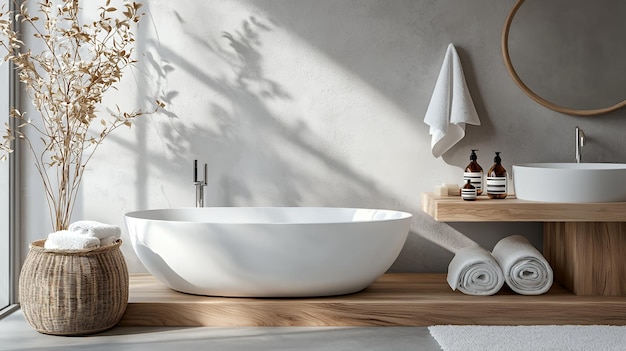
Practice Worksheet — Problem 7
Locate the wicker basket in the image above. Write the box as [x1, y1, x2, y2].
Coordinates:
[19, 239, 129, 335]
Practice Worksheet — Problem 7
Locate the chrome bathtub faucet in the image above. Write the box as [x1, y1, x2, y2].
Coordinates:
[575, 126, 585, 163]
[193, 160, 207, 207]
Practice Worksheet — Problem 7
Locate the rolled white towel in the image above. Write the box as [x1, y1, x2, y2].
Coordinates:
[492, 235, 553, 295]
[69, 220, 121, 240]
[447, 246, 505, 296]
[44, 230, 101, 250]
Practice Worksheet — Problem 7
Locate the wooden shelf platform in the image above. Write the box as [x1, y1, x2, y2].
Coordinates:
[421, 193, 626, 222]
[120, 273, 626, 327]
[421, 192, 626, 296]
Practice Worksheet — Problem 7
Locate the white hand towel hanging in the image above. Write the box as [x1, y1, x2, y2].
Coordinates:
[424, 43, 481, 158]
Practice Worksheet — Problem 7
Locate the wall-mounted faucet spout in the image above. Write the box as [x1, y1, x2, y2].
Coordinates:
[575, 126, 585, 163]
[193, 160, 207, 207]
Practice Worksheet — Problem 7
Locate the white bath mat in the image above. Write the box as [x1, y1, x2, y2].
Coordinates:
[428, 325, 626, 351]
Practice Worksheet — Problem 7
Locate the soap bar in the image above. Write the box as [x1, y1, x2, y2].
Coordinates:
[434, 185, 448, 196]
[434, 183, 461, 196]
[444, 183, 460, 196]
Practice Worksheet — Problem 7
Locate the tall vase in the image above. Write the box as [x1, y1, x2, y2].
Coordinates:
[19, 239, 129, 335]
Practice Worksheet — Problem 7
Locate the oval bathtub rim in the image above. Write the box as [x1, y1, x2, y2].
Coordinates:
[123, 207, 413, 226]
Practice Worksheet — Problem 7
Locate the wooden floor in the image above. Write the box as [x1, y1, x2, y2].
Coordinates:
[120, 273, 626, 327]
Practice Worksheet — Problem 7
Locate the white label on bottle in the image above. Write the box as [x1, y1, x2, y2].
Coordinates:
[461, 188, 477, 200]
[464, 172, 483, 192]
[486, 176, 507, 194]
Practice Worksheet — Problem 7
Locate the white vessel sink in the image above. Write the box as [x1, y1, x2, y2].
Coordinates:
[512, 163, 626, 203]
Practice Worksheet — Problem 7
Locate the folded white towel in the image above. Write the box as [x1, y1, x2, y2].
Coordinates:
[44, 230, 101, 250]
[69, 220, 121, 241]
[447, 246, 505, 296]
[492, 235, 553, 295]
[424, 43, 481, 158]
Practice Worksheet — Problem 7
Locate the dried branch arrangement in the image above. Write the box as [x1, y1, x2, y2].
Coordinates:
[0, 0, 163, 230]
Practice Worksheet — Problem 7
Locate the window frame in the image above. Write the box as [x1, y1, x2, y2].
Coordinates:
[0, 0, 20, 318]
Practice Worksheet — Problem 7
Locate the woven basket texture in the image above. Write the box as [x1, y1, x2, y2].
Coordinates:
[19, 239, 129, 335]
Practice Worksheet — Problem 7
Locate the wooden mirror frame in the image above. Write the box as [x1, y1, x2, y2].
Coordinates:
[501, 0, 626, 116]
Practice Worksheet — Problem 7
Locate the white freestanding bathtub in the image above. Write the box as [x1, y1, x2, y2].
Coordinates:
[124, 207, 412, 297]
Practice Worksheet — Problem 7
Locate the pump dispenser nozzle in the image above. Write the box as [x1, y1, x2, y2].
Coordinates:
[493, 151, 502, 164]
[470, 149, 478, 161]
[494, 152, 502, 163]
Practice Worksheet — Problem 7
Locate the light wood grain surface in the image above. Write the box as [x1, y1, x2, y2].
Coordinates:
[545, 222, 626, 296]
[120, 273, 626, 327]
[421, 193, 626, 222]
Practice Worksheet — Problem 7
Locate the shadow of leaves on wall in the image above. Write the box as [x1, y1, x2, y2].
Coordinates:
[133, 13, 393, 210]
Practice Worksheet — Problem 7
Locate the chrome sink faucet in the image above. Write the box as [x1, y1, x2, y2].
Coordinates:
[193, 160, 207, 207]
[575, 126, 585, 163]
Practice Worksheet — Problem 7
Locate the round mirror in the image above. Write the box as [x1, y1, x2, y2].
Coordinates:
[502, 0, 626, 116]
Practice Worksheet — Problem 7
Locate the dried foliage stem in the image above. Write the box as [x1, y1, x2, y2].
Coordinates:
[0, 0, 164, 231]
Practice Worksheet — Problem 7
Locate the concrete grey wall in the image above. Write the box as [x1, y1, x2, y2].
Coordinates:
[19, 0, 626, 273]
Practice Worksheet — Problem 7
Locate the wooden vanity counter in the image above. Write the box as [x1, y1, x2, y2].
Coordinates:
[421, 193, 626, 222]
[120, 273, 626, 327]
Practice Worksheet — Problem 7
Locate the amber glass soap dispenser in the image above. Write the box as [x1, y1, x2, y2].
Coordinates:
[464, 149, 483, 195]
[461, 179, 477, 201]
[487, 152, 507, 199]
